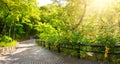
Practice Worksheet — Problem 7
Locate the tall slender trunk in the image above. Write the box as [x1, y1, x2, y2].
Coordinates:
[9, 23, 12, 37]
[73, 4, 87, 30]
[1, 0, 11, 35]
[13, 20, 16, 40]
[2, 18, 6, 35]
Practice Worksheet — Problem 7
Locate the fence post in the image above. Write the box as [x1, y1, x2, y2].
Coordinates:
[57, 44, 61, 53]
[48, 43, 51, 50]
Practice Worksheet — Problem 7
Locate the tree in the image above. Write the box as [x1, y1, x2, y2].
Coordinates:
[0, 0, 40, 40]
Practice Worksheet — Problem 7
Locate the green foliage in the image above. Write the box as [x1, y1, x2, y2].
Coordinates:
[0, 35, 12, 43]
[0, 40, 17, 47]
[36, 0, 120, 63]
[96, 33, 117, 47]
[0, 35, 17, 47]
[0, 0, 40, 39]
[0, 0, 120, 62]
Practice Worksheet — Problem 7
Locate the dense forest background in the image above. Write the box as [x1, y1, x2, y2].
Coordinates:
[0, 0, 119, 43]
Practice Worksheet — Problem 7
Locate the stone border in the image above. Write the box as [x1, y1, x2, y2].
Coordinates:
[0, 46, 16, 56]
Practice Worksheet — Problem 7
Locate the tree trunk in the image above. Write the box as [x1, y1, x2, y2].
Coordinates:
[73, 4, 87, 30]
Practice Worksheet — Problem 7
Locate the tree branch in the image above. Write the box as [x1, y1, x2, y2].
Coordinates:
[73, 3, 86, 30]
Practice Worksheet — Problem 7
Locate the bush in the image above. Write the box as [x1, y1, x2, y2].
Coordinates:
[0, 41, 17, 47]
[0, 35, 17, 47]
[0, 35, 12, 43]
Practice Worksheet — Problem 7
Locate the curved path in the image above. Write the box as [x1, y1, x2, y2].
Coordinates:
[0, 39, 100, 64]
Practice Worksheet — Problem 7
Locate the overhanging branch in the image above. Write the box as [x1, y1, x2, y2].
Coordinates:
[73, 3, 87, 30]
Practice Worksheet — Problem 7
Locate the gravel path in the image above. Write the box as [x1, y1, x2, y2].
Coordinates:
[0, 39, 100, 64]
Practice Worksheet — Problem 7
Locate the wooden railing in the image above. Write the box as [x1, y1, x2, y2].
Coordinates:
[36, 40, 120, 59]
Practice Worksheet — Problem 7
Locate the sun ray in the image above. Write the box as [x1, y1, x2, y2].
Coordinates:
[90, 0, 113, 9]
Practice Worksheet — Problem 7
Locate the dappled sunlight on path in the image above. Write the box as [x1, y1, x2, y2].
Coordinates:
[0, 39, 100, 64]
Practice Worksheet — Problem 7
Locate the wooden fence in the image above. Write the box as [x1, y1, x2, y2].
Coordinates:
[36, 40, 120, 59]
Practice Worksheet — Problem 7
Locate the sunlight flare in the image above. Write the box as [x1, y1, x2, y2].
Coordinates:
[91, 0, 113, 9]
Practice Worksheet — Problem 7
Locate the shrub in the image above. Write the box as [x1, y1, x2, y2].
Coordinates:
[0, 35, 17, 47]
[0, 40, 17, 47]
[0, 35, 12, 43]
